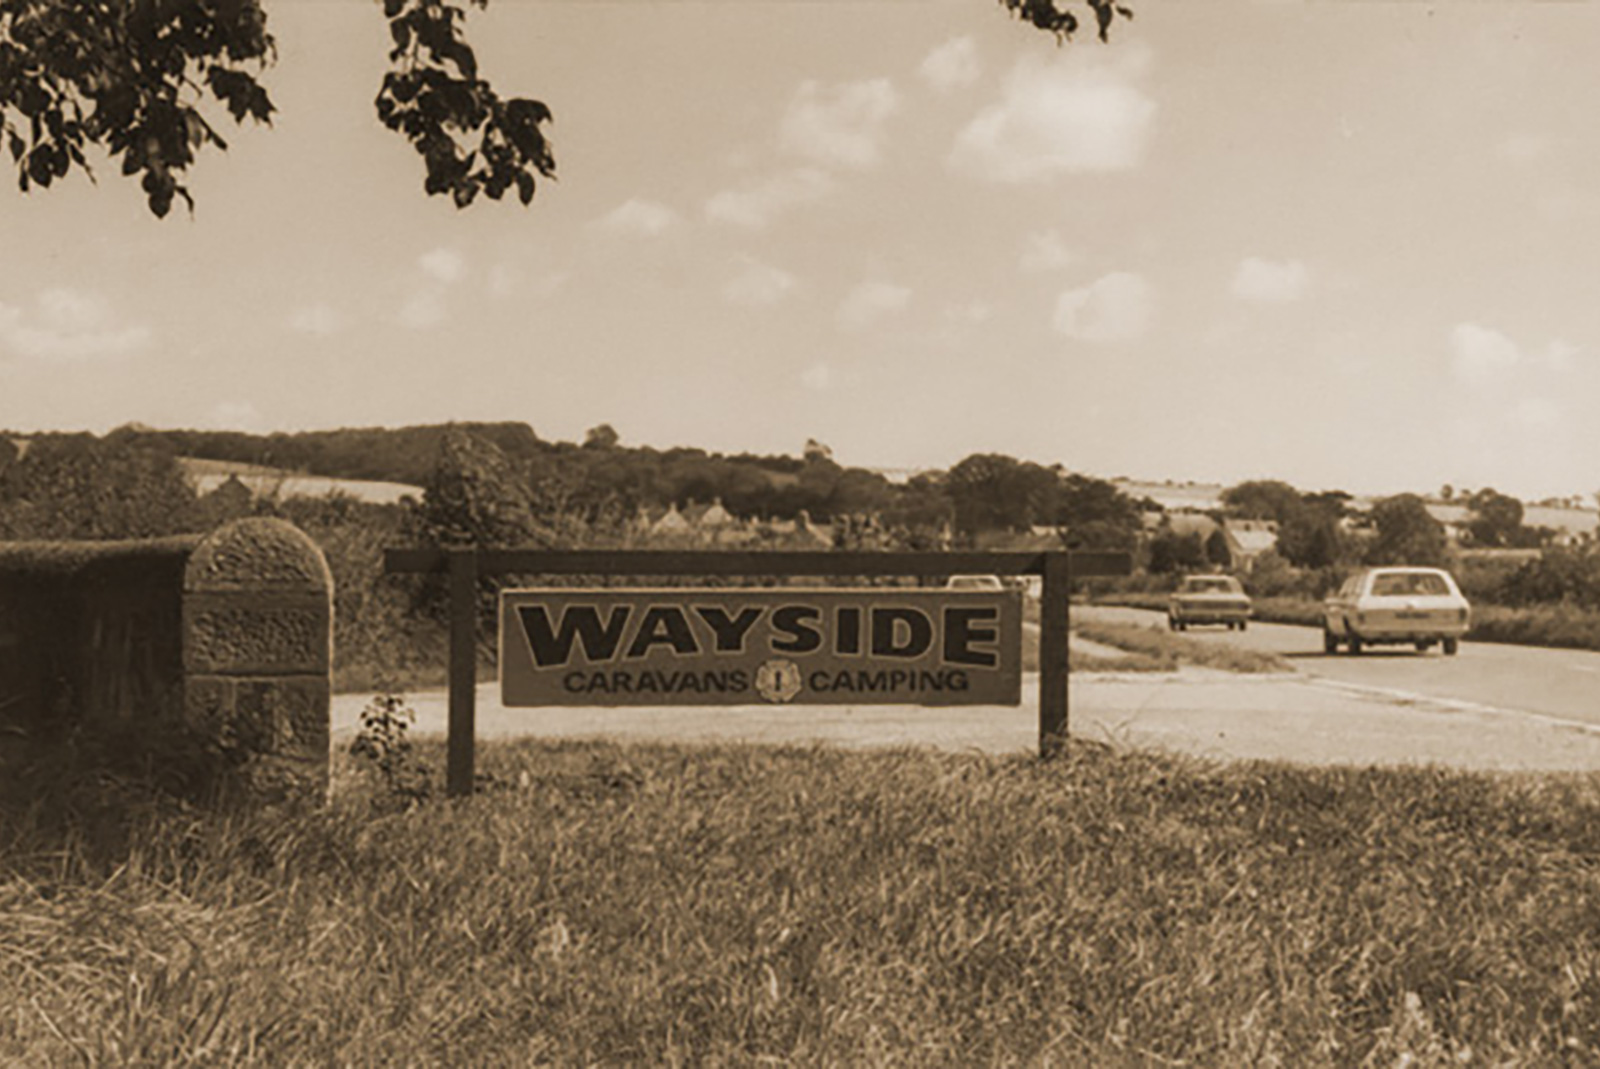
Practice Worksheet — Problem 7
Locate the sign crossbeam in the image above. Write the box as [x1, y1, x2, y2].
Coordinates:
[384, 548, 1131, 796]
[385, 548, 1130, 578]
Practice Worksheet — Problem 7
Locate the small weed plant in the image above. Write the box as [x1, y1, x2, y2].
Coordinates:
[347, 693, 432, 807]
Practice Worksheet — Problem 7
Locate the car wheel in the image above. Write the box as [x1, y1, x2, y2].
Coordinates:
[1443, 638, 1459, 656]
[1414, 641, 1430, 653]
[1168, 616, 1178, 631]
[1323, 629, 1339, 654]
[1347, 635, 1363, 656]
[1238, 621, 1248, 632]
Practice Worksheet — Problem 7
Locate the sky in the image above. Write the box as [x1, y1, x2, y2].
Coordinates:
[3, 0, 1599, 504]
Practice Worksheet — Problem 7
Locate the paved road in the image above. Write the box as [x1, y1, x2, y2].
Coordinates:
[328, 602, 1600, 774]
[1076, 604, 1600, 729]
[333, 645, 1600, 774]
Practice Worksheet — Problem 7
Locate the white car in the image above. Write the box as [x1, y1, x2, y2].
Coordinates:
[945, 575, 1005, 592]
[1167, 574, 1252, 631]
[1323, 566, 1470, 656]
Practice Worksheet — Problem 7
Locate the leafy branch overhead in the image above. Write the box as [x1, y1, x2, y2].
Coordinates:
[998, 0, 1132, 42]
[375, 0, 554, 209]
[0, 0, 276, 217]
[1, 0, 1122, 218]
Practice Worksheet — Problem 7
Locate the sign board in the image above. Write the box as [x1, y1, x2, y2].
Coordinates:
[500, 588, 1023, 707]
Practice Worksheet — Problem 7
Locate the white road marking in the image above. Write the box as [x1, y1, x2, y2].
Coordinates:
[1306, 677, 1600, 737]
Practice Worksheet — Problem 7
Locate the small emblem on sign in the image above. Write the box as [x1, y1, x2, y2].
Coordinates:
[754, 658, 804, 703]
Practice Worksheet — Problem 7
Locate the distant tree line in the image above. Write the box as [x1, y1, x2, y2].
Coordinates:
[0, 424, 1148, 550]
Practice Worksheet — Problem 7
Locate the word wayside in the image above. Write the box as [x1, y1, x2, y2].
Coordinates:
[500, 588, 1024, 707]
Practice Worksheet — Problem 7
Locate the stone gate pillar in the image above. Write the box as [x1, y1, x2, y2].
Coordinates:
[182, 518, 333, 804]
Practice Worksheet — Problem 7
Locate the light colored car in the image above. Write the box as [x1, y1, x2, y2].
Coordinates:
[1323, 566, 1470, 656]
[946, 575, 1005, 592]
[1168, 574, 1252, 631]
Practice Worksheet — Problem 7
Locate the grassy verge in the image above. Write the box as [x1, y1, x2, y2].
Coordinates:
[1075, 620, 1290, 673]
[5, 739, 1600, 1065]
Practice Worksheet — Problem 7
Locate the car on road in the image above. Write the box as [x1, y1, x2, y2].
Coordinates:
[946, 575, 1005, 592]
[1168, 574, 1252, 631]
[1322, 566, 1470, 656]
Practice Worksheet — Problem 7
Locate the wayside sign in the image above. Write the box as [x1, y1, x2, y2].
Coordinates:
[500, 588, 1023, 707]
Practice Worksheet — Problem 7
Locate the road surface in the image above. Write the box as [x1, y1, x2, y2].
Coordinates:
[1075, 604, 1600, 729]
[332, 606, 1600, 772]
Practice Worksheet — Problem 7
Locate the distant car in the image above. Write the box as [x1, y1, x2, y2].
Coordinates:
[1168, 574, 1252, 631]
[946, 575, 1004, 592]
[1323, 566, 1470, 656]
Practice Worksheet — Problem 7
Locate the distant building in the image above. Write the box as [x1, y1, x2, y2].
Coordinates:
[1222, 518, 1280, 569]
[1139, 511, 1280, 572]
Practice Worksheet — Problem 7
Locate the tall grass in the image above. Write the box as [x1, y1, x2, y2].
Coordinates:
[7, 739, 1600, 1065]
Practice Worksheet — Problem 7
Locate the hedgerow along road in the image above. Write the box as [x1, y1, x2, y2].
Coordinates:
[1074, 604, 1600, 730]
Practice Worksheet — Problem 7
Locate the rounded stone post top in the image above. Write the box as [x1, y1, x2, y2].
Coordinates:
[185, 518, 332, 594]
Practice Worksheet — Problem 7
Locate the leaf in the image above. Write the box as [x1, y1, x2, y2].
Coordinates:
[447, 40, 478, 82]
[27, 148, 53, 188]
[1094, 0, 1114, 41]
[516, 170, 535, 206]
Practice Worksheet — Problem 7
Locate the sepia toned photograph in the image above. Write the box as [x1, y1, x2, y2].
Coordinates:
[4, 0, 1600, 1062]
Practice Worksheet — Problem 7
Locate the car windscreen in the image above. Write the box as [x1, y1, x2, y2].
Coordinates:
[1369, 573, 1451, 597]
[1183, 579, 1238, 594]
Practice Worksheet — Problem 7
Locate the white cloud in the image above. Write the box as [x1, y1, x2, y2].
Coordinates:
[1052, 271, 1152, 342]
[704, 169, 834, 228]
[781, 78, 900, 170]
[598, 198, 679, 236]
[838, 280, 911, 329]
[802, 363, 833, 391]
[920, 37, 981, 92]
[418, 248, 466, 284]
[1231, 257, 1310, 303]
[397, 248, 470, 328]
[287, 303, 344, 335]
[1450, 322, 1521, 386]
[1021, 230, 1077, 271]
[950, 46, 1156, 182]
[0, 288, 150, 363]
[398, 290, 447, 330]
[723, 257, 797, 307]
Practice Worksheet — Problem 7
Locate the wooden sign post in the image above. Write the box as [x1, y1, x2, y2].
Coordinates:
[384, 549, 1132, 796]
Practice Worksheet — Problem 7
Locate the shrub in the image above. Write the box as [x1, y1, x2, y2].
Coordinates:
[0, 434, 202, 540]
[1494, 547, 1600, 611]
